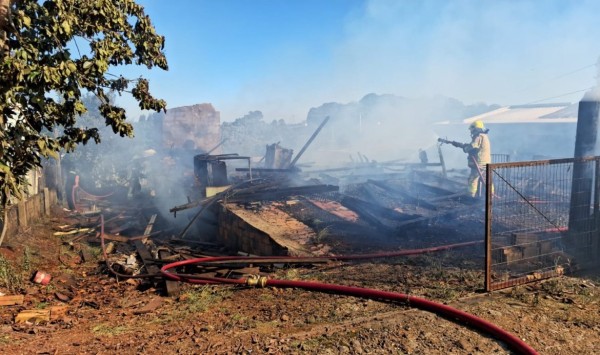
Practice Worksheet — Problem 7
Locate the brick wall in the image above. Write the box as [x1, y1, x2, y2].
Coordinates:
[218, 204, 290, 256]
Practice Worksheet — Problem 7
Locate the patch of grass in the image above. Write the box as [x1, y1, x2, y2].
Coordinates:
[226, 312, 249, 328]
[293, 336, 336, 352]
[22, 247, 32, 273]
[149, 286, 233, 325]
[230, 313, 245, 322]
[426, 285, 458, 301]
[92, 323, 129, 336]
[549, 305, 599, 328]
[258, 292, 274, 302]
[0, 255, 24, 293]
[185, 286, 231, 313]
[540, 279, 564, 296]
[35, 302, 48, 309]
[150, 312, 176, 325]
[87, 246, 102, 259]
[509, 286, 539, 305]
[280, 268, 300, 280]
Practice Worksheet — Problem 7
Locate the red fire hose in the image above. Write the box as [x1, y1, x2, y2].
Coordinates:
[98, 213, 536, 353]
[161, 256, 538, 355]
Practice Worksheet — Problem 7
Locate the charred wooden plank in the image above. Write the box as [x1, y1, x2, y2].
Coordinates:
[413, 170, 465, 190]
[367, 179, 438, 210]
[133, 213, 161, 278]
[427, 191, 469, 202]
[143, 214, 157, 237]
[158, 249, 180, 297]
[101, 233, 131, 243]
[340, 196, 395, 232]
[350, 188, 422, 223]
[108, 221, 136, 235]
[133, 240, 161, 283]
[227, 184, 339, 203]
[394, 208, 466, 228]
[289, 116, 330, 168]
[235, 167, 296, 173]
[412, 181, 459, 197]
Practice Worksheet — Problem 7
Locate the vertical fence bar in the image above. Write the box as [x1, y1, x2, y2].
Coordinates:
[485, 163, 493, 292]
[595, 158, 600, 257]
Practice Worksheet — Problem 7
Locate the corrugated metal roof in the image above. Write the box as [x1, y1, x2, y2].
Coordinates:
[462, 103, 576, 124]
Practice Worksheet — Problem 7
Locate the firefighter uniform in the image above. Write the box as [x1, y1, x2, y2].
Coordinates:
[463, 121, 491, 198]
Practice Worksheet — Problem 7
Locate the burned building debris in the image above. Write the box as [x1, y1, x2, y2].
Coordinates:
[6, 94, 600, 355]
[50, 94, 600, 301]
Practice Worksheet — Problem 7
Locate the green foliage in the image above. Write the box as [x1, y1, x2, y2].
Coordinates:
[0, 0, 168, 212]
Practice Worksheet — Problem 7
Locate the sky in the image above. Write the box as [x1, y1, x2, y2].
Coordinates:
[116, 0, 600, 123]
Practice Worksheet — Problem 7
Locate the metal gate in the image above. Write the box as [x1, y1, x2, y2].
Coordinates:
[484, 157, 600, 291]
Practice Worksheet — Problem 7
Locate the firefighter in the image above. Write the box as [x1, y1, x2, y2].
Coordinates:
[438, 120, 492, 200]
[463, 120, 491, 198]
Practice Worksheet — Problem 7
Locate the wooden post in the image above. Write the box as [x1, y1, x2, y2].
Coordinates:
[43, 187, 51, 216]
[17, 202, 28, 228]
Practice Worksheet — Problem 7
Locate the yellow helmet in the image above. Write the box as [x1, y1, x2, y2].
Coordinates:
[469, 120, 484, 130]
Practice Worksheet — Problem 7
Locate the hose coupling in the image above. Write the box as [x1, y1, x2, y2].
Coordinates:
[246, 274, 268, 288]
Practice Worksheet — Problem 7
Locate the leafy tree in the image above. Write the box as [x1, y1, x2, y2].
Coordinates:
[0, 0, 168, 214]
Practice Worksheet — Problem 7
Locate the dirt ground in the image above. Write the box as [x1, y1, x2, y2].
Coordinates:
[1, 210, 599, 355]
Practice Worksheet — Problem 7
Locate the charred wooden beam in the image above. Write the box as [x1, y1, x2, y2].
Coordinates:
[133, 240, 161, 283]
[235, 167, 297, 173]
[367, 180, 438, 210]
[226, 184, 339, 203]
[143, 214, 157, 237]
[427, 192, 469, 202]
[170, 196, 212, 213]
[412, 182, 459, 197]
[340, 196, 394, 232]
[158, 249, 180, 297]
[288, 116, 330, 168]
[341, 195, 422, 223]
[412, 170, 465, 190]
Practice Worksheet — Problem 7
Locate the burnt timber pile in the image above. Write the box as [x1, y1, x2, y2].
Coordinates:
[207, 171, 483, 257]
[64, 109, 494, 298]
[165, 116, 484, 258]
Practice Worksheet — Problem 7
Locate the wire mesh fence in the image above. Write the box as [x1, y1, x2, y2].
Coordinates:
[485, 157, 600, 291]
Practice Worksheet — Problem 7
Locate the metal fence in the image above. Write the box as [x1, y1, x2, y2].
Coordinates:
[491, 153, 510, 164]
[484, 157, 600, 291]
